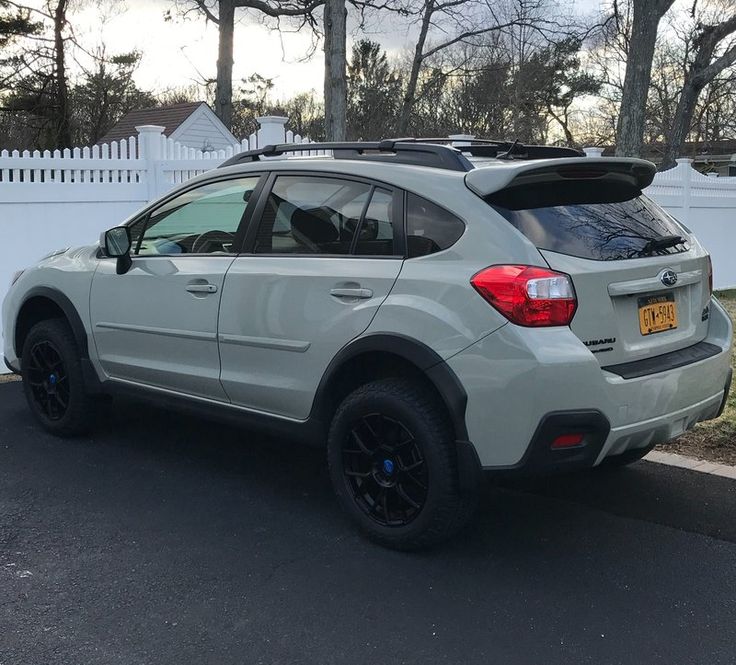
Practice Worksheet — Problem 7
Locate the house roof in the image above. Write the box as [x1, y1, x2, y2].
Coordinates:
[96, 102, 208, 144]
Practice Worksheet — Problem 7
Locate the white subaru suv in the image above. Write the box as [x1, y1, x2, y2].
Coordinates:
[2, 139, 732, 549]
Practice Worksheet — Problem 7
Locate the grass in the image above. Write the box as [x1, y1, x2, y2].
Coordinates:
[662, 289, 736, 465]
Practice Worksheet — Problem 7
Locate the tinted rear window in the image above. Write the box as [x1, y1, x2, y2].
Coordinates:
[489, 182, 689, 261]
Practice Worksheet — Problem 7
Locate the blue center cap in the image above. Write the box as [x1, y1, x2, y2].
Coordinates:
[382, 459, 395, 475]
[48, 374, 57, 385]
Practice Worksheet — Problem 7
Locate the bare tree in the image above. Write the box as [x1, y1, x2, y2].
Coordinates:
[396, 0, 574, 135]
[51, 0, 71, 147]
[0, 0, 74, 148]
[661, 14, 736, 168]
[614, 0, 675, 157]
[181, 0, 322, 129]
[323, 0, 346, 139]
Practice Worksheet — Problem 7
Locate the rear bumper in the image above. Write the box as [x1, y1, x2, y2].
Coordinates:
[447, 297, 733, 470]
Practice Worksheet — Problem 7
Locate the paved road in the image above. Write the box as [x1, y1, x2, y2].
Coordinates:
[1, 382, 735, 665]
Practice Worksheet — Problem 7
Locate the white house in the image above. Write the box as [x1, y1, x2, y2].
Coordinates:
[96, 101, 238, 152]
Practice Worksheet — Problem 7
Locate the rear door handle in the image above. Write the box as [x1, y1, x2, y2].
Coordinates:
[186, 283, 218, 294]
[330, 287, 373, 299]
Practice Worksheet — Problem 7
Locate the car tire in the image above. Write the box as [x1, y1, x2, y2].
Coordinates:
[327, 378, 478, 550]
[21, 318, 94, 437]
[599, 443, 656, 468]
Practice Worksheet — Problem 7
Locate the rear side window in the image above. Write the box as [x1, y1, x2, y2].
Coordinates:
[253, 175, 400, 256]
[255, 175, 371, 255]
[488, 182, 689, 261]
[406, 193, 465, 258]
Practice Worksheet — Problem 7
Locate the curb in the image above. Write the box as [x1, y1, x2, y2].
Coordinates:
[645, 450, 736, 480]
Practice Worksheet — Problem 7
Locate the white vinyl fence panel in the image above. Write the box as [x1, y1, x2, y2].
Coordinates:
[1, 124, 735, 373]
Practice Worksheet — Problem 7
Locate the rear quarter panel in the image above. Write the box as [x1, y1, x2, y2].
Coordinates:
[366, 189, 544, 359]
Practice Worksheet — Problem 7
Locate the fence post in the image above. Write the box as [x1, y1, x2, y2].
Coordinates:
[448, 134, 475, 148]
[583, 147, 604, 158]
[136, 125, 165, 200]
[676, 157, 694, 226]
[256, 116, 288, 147]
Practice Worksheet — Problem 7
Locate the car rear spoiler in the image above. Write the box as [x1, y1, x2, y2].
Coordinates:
[464, 158, 657, 198]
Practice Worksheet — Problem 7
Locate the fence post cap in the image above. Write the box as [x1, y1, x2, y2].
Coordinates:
[256, 116, 288, 125]
[583, 146, 605, 157]
[135, 125, 166, 134]
[675, 157, 694, 165]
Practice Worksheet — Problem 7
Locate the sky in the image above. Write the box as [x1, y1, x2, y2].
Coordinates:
[43, 0, 603, 100]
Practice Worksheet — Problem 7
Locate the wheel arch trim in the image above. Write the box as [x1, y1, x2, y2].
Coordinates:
[310, 333, 469, 441]
[15, 287, 90, 359]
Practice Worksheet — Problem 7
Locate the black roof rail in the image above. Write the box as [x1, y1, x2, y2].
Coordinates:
[218, 140, 474, 171]
[390, 137, 584, 160]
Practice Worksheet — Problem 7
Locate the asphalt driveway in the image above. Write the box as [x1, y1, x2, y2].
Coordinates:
[1, 381, 735, 665]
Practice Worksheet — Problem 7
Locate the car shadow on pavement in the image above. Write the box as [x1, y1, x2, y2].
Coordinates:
[2, 383, 736, 665]
[2, 381, 735, 549]
[85, 390, 736, 548]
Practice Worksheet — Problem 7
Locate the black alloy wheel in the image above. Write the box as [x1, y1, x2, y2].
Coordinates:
[21, 318, 94, 436]
[25, 339, 70, 421]
[327, 378, 479, 550]
[342, 413, 429, 527]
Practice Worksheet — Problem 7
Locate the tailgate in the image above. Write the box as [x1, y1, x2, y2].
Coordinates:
[540, 249, 710, 366]
[472, 158, 713, 366]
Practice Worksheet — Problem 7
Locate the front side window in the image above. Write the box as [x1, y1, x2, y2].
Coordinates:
[133, 176, 260, 256]
[254, 175, 398, 256]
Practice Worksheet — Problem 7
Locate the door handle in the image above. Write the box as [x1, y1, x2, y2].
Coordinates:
[186, 283, 218, 294]
[330, 287, 373, 299]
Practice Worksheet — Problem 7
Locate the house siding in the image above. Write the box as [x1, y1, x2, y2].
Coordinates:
[173, 114, 236, 152]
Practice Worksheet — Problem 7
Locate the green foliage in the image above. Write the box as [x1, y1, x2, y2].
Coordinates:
[347, 40, 402, 139]
[0, 0, 40, 51]
[69, 52, 157, 145]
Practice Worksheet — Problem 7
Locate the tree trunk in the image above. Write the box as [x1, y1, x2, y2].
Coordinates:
[52, 0, 71, 148]
[397, 1, 432, 136]
[215, 0, 235, 130]
[615, 0, 674, 157]
[661, 18, 736, 169]
[323, 0, 347, 141]
[660, 81, 700, 170]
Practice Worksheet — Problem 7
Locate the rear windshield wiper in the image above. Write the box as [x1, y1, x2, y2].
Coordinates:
[637, 234, 686, 257]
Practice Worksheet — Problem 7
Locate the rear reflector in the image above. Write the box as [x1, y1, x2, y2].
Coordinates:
[551, 433, 585, 449]
[470, 265, 577, 326]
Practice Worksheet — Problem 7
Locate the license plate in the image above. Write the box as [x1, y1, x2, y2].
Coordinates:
[638, 293, 678, 335]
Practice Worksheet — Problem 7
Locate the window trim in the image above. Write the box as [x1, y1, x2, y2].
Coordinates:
[124, 173, 268, 259]
[241, 170, 406, 259]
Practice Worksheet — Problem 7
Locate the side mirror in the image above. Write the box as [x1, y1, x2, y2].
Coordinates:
[102, 226, 133, 275]
[103, 226, 131, 257]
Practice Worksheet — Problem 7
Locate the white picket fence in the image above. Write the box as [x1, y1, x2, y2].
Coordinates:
[1, 121, 736, 372]
[0, 117, 315, 196]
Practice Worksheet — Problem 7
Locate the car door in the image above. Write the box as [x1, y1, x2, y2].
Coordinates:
[218, 172, 404, 419]
[90, 175, 263, 399]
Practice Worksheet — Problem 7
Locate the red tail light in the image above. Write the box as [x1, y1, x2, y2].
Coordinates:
[707, 255, 713, 296]
[551, 433, 585, 449]
[471, 265, 577, 327]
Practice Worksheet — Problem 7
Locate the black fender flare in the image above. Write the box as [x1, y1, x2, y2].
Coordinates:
[310, 333, 470, 442]
[16, 286, 90, 359]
